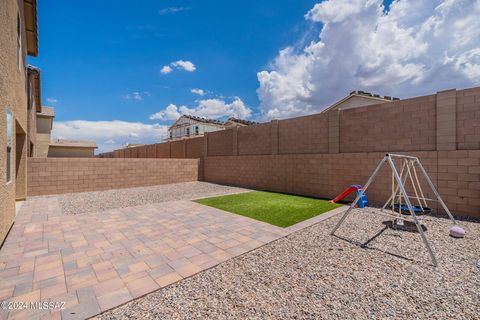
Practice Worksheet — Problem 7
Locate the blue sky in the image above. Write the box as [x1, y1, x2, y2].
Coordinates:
[30, 0, 322, 122]
[28, 0, 480, 152]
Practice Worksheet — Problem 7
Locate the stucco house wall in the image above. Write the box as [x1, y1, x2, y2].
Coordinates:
[0, 0, 31, 244]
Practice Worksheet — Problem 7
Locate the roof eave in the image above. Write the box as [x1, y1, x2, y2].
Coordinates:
[23, 0, 38, 57]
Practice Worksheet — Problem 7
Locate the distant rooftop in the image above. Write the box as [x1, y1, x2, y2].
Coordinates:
[124, 143, 144, 148]
[321, 90, 400, 113]
[50, 139, 97, 148]
[182, 115, 224, 125]
[226, 117, 259, 126]
[349, 90, 400, 101]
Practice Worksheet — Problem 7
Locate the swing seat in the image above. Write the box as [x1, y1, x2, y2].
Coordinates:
[389, 204, 432, 215]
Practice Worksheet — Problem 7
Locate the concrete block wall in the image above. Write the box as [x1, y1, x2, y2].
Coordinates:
[185, 137, 204, 158]
[278, 113, 329, 154]
[340, 95, 437, 153]
[207, 129, 234, 156]
[204, 151, 479, 218]
[155, 143, 170, 158]
[92, 86, 480, 217]
[456, 87, 480, 150]
[238, 123, 272, 155]
[27, 158, 199, 196]
[203, 87, 480, 218]
[170, 140, 186, 158]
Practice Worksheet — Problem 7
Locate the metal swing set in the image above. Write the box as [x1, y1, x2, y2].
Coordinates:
[331, 154, 460, 266]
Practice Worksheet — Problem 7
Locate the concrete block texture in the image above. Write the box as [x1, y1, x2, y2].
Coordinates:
[204, 151, 479, 218]
[27, 158, 199, 196]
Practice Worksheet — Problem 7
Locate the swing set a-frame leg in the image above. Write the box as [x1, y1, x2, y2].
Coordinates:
[330, 154, 439, 266]
[415, 160, 457, 225]
[330, 156, 387, 235]
[387, 157, 438, 267]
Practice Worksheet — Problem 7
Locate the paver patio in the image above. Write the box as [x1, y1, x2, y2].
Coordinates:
[0, 193, 345, 320]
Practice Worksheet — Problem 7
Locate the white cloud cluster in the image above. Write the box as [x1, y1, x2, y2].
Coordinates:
[122, 91, 150, 101]
[52, 120, 168, 153]
[190, 88, 205, 96]
[161, 60, 196, 74]
[46, 97, 58, 103]
[158, 7, 190, 15]
[160, 65, 172, 74]
[149, 97, 252, 121]
[257, 0, 480, 119]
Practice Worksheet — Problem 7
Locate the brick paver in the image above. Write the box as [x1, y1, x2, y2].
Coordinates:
[0, 196, 303, 320]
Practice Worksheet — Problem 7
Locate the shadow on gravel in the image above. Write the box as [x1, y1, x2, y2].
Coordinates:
[333, 224, 416, 264]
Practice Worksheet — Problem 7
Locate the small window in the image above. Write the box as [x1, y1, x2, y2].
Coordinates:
[6, 110, 13, 183]
[186, 127, 190, 136]
[17, 15, 22, 71]
[195, 126, 199, 135]
[169, 131, 172, 139]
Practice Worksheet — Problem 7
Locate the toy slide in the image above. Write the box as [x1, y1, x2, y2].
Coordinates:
[330, 185, 369, 208]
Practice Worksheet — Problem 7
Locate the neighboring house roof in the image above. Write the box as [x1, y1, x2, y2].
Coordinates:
[226, 117, 259, 126]
[169, 115, 224, 130]
[37, 106, 55, 118]
[23, 0, 38, 57]
[50, 139, 98, 149]
[124, 143, 144, 148]
[322, 90, 400, 113]
[27, 65, 41, 112]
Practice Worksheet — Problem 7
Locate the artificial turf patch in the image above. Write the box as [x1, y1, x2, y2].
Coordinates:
[194, 191, 341, 228]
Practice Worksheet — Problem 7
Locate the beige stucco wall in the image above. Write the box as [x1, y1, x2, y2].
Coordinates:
[35, 132, 50, 157]
[36, 115, 52, 133]
[0, 0, 29, 244]
[48, 146, 96, 158]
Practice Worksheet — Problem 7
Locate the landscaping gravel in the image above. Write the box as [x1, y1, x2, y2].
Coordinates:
[97, 208, 480, 320]
[58, 182, 249, 214]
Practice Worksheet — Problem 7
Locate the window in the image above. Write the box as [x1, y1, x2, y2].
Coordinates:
[17, 15, 22, 71]
[6, 110, 13, 183]
[169, 131, 173, 139]
[186, 127, 190, 136]
[195, 126, 199, 135]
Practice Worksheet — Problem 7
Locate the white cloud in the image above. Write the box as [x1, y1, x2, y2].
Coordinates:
[149, 97, 252, 121]
[161, 60, 196, 74]
[257, 0, 480, 119]
[46, 97, 58, 103]
[122, 91, 149, 101]
[190, 88, 205, 96]
[52, 120, 168, 153]
[158, 7, 190, 15]
[149, 104, 182, 121]
[160, 65, 172, 74]
[171, 60, 196, 72]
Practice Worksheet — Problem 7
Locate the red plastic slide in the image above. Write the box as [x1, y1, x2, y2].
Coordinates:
[330, 185, 360, 203]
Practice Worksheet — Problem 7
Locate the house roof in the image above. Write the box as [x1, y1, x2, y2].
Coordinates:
[27, 65, 41, 112]
[169, 115, 225, 130]
[226, 117, 259, 126]
[50, 139, 98, 149]
[124, 143, 144, 148]
[349, 90, 400, 101]
[183, 115, 224, 125]
[23, 0, 38, 57]
[37, 106, 55, 118]
[321, 90, 400, 113]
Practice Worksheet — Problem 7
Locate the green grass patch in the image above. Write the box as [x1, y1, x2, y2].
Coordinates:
[194, 191, 341, 228]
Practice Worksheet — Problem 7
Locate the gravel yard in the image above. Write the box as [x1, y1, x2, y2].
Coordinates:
[58, 182, 249, 214]
[98, 208, 480, 320]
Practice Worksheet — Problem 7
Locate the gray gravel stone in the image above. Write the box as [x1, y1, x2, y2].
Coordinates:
[97, 208, 480, 320]
[58, 182, 249, 214]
